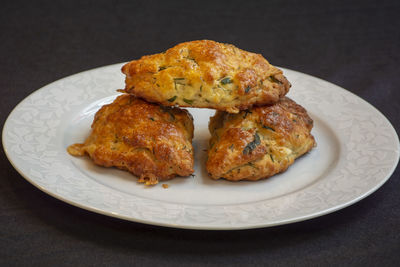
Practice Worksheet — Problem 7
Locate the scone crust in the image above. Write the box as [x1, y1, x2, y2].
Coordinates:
[207, 97, 315, 181]
[122, 40, 290, 113]
[67, 94, 194, 185]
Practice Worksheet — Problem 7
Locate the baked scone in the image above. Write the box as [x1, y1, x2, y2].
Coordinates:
[67, 94, 194, 185]
[206, 97, 315, 181]
[121, 40, 290, 113]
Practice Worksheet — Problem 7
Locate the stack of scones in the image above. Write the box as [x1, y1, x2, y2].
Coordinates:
[68, 40, 315, 185]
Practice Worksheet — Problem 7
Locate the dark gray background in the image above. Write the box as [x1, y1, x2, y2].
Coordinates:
[1, 0, 399, 266]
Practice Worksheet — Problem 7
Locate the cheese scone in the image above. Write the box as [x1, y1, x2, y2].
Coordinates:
[67, 94, 194, 185]
[207, 97, 315, 181]
[121, 40, 290, 113]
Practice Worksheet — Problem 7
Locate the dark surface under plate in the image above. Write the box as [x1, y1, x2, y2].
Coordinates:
[1, 0, 399, 266]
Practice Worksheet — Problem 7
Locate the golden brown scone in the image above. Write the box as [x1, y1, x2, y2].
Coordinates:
[206, 97, 315, 181]
[67, 94, 194, 185]
[121, 40, 290, 113]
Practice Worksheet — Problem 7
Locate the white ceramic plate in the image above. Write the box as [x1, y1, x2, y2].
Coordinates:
[3, 63, 399, 230]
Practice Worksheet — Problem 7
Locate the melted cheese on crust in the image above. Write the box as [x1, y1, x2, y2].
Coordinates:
[67, 94, 194, 185]
[121, 40, 290, 113]
[206, 97, 315, 181]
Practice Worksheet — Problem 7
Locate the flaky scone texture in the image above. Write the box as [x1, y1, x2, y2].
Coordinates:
[207, 97, 315, 181]
[67, 94, 194, 185]
[121, 40, 290, 113]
